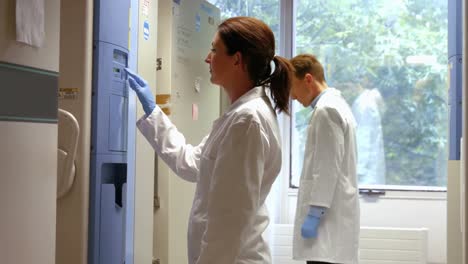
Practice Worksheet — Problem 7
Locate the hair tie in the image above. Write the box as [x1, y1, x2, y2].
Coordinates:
[270, 58, 276, 75]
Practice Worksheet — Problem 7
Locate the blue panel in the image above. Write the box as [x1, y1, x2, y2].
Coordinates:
[91, 0, 134, 263]
[99, 184, 126, 264]
[448, 56, 463, 160]
[448, 0, 462, 57]
[94, 0, 130, 50]
[109, 94, 128, 152]
[448, 0, 463, 160]
[91, 42, 129, 155]
[88, 156, 127, 264]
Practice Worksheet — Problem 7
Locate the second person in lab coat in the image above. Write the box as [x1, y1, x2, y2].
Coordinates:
[126, 16, 293, 264]
[290, 54, 360, 264]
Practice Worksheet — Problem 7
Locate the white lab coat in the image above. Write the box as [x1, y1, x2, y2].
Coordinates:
[137, 86, 282, 264]
[293, 88, 360, 264]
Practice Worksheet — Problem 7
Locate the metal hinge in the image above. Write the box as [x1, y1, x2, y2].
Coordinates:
[154, 196, 160, 209]
[156, 58, 162, 71]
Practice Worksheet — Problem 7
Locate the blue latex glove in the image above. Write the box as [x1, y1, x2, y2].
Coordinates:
[125, 68, 156, 116]
[301, 206, 326, 239]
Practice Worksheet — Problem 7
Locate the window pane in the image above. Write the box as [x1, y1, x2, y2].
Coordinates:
[291, 0, 448, 187]
[206, 0, 280, 53]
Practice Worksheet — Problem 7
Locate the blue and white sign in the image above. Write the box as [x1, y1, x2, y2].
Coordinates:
[195, 13, 201, 32]
[143, 20, 150, 40]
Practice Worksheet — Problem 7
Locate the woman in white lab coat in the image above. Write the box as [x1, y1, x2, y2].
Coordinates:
[126, 17, 293, 264]
[289, 54, 359, 264]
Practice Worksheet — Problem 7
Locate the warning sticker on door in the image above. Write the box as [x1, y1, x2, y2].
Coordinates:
[58, 88, 79, 100]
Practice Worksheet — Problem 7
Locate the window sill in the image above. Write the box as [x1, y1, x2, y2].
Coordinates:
[288, 185, 447, 201]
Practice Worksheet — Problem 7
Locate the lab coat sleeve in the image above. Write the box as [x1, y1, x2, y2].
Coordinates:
[306, 107, 345, 208]
[136, 106, 206, 182]
[196, 118, 267, 264]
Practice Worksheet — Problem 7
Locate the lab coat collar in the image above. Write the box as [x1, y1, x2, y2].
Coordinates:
[310, 87, 329, 109]
[310, 87, 340, 109]
[225, 86, 266, 114]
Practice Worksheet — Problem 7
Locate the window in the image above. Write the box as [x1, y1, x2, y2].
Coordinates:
[291, 0, 448, 188]
[206, 0, 281, 52]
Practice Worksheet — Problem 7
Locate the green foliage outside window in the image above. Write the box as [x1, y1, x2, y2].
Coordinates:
[295, 0, 448, 186]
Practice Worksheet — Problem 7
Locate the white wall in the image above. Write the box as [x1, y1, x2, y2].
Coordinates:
[447, 160, 462, 264]
[153, 1, 172, 262]
[359, 192, 446, 264]
[0, 122, 58, 264]
[134, 0, 158, 263]
[0, 0, 60, 72]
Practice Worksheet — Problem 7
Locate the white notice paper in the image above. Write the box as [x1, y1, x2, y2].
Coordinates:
[16, 0, 45, 47]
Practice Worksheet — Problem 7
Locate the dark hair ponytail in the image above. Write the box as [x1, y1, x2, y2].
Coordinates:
[218, 17, 292, 114]
[269, 56, 293, 115]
